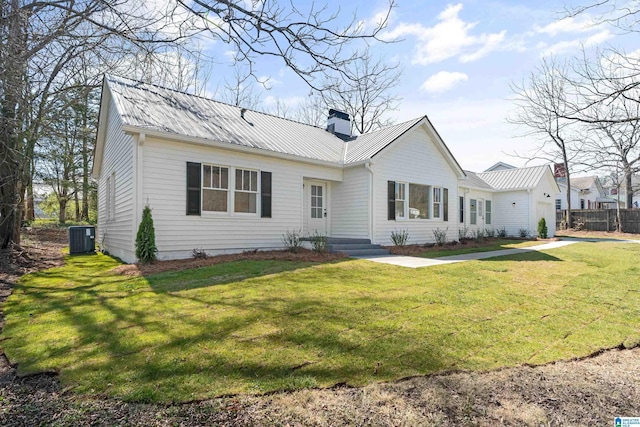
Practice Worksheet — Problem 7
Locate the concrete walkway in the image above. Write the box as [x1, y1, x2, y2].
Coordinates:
[355, 240, 578, 268]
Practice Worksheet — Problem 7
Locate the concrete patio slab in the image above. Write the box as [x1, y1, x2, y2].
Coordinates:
[355, 240, 579, 268]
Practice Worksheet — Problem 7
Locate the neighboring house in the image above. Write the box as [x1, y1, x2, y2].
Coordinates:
[93, 76, 558, 263]
[570, 176, 616, 209]
[484, 161, 516, 172]
[555, 178, 581, 211]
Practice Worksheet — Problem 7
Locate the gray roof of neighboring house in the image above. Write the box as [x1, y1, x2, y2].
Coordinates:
[105, 75, 428, 165]
[461, 170, 495, 190]
[475, 165, 550, 190]
[484, 161, 516, 172]
[570, 176, 597, 190]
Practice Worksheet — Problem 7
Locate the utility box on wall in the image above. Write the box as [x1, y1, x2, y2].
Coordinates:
[69, 226, 96, 254]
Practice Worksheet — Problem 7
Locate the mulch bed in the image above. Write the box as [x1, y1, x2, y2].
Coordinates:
[113, 249, 347, 277]
[386, 237, 559, 256]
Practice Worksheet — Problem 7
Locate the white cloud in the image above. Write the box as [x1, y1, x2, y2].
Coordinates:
[537, 29, 613, 56]
[420, 71, 468, 93]
[383, 3, 507, 65]
[534, 16, 596, 36]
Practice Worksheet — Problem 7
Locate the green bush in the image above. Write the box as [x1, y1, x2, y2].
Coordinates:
[135, 205, 157, 264]
[537, 217, 548, 239]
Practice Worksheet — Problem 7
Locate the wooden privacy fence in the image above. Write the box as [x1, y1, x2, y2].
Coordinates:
[556, 209, 640, 233]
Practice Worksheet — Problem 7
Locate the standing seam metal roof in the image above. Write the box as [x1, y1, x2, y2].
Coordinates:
[475, 165, 549, 190]
[106, 75, 427, 165]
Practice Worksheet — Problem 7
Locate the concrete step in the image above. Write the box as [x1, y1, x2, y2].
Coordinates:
[326, 237, 372, 245]
[338, 248, 390, 257]
[328, 243, 380, 251]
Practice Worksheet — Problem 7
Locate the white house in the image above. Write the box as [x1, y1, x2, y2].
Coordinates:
[555, 178, 581, 211]
[93, 76, 559, 263]
[570, 176, 616, 209]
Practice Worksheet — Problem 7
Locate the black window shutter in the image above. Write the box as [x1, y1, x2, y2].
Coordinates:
[261, 171, 272, 218]
[186, 162, 201, 215]
[443, 188, 449, 222]
[388, 181, 395, 220]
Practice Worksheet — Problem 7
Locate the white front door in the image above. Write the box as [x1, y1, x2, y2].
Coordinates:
[308, 182, 327, 235]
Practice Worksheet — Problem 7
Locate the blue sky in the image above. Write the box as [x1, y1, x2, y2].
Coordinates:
[198, 1, 638, 172]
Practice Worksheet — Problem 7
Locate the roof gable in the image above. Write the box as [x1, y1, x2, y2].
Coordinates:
[476, 165, 555, 191]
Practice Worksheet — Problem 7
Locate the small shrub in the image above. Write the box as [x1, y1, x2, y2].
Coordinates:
[191, 248, 208, 259]
[537, 217, 548, 239]
[433, 227, 448, 246]
[391, 229, 409, 246]
[135, 205, 158, 264]
[282, 229, 303, 253]
[309, 230, 328, 253]
[496, 226, 507, 238]
[458, 227, 469, 241]
[484, 228, 495, 238]
[518, 228, 529, 238]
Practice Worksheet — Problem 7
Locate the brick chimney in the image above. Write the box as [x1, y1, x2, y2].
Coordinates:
[554, 163, 566, 178]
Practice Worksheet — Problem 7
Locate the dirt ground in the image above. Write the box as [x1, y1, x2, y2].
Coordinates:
[1, 229, 639, 426]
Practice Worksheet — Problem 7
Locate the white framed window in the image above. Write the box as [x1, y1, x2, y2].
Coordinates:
[485, 200, 492, 225]
[478, 199, 484, 219]
[433, 187, 442, 219]
[395, 182, 406, 219]
[202, 164, 229, 212]
[234, 168, 258, 213]
[470, 199, 477, 225]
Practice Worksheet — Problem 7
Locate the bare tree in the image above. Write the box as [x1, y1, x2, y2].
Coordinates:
[566, 0, 640, 33]
[321, 48, 401, 134]
[508, 57, 582, 227]
[177, 1, 396, 91]
[220, 63, 263, 109]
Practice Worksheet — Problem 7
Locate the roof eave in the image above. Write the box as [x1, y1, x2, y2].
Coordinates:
[91, 77, 111, 179]
[121, 125, 345, 169]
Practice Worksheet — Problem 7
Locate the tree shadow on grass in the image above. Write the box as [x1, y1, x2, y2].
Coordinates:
[477, 251, 562, 263]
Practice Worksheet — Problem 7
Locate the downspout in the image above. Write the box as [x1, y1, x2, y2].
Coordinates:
[133, 133, 145, 256]
[365, 161, 375, 242]
[527, 188, 532, 236]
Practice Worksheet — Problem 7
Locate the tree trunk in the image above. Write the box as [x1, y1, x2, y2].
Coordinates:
[26, 180, 35, 221]
[625, 167, 633, 209]
[564, 160, 573, 228]
[59, 196, 67, 224]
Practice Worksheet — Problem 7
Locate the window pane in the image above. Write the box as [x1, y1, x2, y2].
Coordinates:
[235, 192, 257, 213]
[395, 183, 405, 200]
[395, 201, 405, 218]
[409, 183, 428, 219]
[243, 170, 250, 191]
[317, 185, 322, 197]
[221, 168, 228, 189]
[311, 185, 317, 196]
[236, 169, 242, 190]
[203, 189, 227, 211]
[212, 166, 220, 188]
[203, 165, 211, 187]
[251, 171, 257, 191]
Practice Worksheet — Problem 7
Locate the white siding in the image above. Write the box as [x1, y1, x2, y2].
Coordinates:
[492, 191, 531, 237]
[557, 182, 580, 210]
[331, 165, 370, 238]
[458, 188, 494, 236]
[373, 126, 460, 245]
[141, 137, 342, 260]
[531, 173, 558, 237]
[97, 98, 135, 262]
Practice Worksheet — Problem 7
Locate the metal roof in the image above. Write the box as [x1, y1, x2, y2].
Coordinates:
[475, 165, 550, 190]
[107, 76, 345, 163]
[343, 118, 424, 163]
[105, 75, 428, 165]
[461, 170, 495, 190]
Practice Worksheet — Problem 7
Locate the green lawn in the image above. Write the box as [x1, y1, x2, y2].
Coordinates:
[420, 239, 544, 258]
[3, 242, 640, 403]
